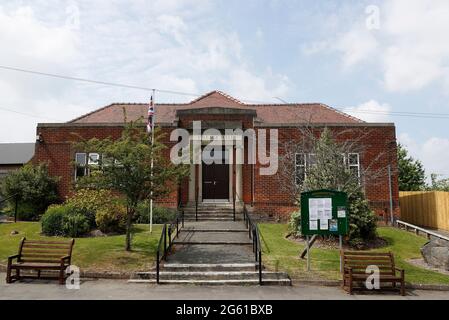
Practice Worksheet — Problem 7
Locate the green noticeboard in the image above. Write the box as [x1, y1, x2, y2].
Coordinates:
[300, 189, 349, 236]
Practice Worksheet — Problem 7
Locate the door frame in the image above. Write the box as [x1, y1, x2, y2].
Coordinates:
[198, 145, 234, 203]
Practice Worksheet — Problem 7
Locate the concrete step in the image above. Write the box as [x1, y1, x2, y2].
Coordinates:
[175, 231, 252, 245]
[133, 271, 290, 281]
[128, 278, 292, 286]
[182, 229, 248, 233]
[130, 268, 292, 286]
[161, 263, 257, 272]
[184, 217, 241, 221]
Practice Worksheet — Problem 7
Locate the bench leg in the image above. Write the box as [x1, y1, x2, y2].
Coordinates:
[400, 281, 405, 296]
[59, 268, 65, 285]
[6, 266, 12, 284]
[16, 269, 21, 281]
[37, 270, 41, 279]
[348, 280, 353, 295]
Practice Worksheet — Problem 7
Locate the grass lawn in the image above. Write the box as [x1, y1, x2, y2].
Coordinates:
[260, 223, 449, 285]
[0, 222, 162, 272]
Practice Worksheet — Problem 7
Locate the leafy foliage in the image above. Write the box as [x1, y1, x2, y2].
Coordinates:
[134, 202, 178, 224]
[1, 163, 59, 220]
[299, 128, 377, 241]
[75, 119, 189, 250]
[428, 174, 449, 192]
[41, 204, 71, 236]
[95, 204, 127, 234]
[397, 144, 426, 191]
[287, 210, 301, 237]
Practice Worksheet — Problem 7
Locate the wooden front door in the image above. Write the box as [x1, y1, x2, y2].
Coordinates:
[202, 149, 229, 200]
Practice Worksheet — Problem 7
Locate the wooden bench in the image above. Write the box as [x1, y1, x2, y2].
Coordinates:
[6, 237, 75, 285]
[341, 250, 405, 296]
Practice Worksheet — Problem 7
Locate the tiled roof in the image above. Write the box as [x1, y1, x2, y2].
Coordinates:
[70, 90, 363, 124]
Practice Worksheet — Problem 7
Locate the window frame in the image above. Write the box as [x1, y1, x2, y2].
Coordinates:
[294, 153, 307, 186]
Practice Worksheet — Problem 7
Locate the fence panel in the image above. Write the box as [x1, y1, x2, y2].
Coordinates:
[399, 191, 449, 231]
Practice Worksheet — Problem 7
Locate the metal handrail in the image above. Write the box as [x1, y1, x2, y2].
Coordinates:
[0, 193, 19, 223]
[396, 220, 449, 242]
[195, 185, 199, 221]
[155, 209, 185, 284]
[243, 206, 262, 285]
[156, 224, 166, 284]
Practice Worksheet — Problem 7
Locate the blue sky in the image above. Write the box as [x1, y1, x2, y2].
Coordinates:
[0, 0, 448, 179]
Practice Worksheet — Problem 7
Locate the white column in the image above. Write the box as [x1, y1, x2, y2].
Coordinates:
[236, 146, 243, 202]
[228, 145, 233, 202]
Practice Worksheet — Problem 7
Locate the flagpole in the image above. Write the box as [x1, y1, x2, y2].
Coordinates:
[150, 89, 155, 233]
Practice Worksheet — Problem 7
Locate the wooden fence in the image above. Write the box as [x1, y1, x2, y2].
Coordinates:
[399, 191, 449, 231]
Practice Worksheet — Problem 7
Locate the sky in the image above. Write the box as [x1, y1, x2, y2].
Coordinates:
[0, 0, 448, 181]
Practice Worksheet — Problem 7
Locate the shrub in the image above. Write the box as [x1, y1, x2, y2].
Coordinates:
[95, 204, 127, 234]
[41, 205, 70, 236]
[65, 189, 118, 227]
[1, 164, 59, 220]
[42, 204, 91, 237]
[4, 202, 39, 221]
[134, 202, 178, 224]
[62, 213, 90, 237]
[288, 210, 301, 237]
[348, 192, 377, 241]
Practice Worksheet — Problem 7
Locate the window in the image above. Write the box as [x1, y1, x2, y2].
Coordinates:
[348, 153, 360, 178]
[75, 153, 87, 180]
[75, 152, 100, 180]
[295, 153, 306, 185]
[88, 153, 100, 165]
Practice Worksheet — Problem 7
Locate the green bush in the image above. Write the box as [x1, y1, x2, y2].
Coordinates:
[134, 202, 178, 224]
[288, 210, 301, 237]
[95, 204, 127, 234]
[1, 164, 59, 219]
[42, 204, 91, 237]
[4, 202, 39, 221]
[62, 213, 90, 237]
[41, 205, 70, 236]
[65, 189, 119, 227]
[348, 191, 378, 242]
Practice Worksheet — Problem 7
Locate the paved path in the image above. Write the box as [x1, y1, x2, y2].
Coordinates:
[167, 220, 255, 265]
[0, 275, 448, 300]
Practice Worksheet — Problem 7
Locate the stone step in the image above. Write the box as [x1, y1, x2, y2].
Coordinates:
[133, 271, 290, 281]
[175, 231, 252, 245]
[184, 217, 241, 221]
[161, 263, 257, 272]
[128, 278, 292, 286]
[182, 229, 248, 233]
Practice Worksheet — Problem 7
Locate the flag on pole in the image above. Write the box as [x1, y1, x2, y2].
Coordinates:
[146, 95, 154, 134]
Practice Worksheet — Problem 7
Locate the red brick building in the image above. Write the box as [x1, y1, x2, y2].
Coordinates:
[33, 91, 399, 220]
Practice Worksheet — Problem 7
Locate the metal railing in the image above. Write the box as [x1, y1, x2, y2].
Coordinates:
[243, 206, 262, 285]
[396, 220, 449, 242]
[195, 186, 199, 221]
[155, 209, 184, 284]
[0, 193, 19, 223]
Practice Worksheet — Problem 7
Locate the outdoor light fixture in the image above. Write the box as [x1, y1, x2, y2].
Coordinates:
[36, 133, 43, 143]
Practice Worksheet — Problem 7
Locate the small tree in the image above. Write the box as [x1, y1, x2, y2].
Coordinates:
[279, 127, 381, 242]
[301, 129, 377, 242]
[428, 174, 449, 192]
[75, 119, 188, 251]
[1, 163, 59, 220]
[397, 144, 426, 191]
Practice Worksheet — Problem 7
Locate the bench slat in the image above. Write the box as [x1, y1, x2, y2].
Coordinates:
[22, 244, 71, 250]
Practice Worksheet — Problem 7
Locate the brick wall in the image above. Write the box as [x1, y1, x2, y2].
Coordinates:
[34, 121, 399, 219]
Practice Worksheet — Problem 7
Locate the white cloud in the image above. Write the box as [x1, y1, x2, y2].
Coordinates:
[306, 0, 449, 93]
[335, 28, 378, 68]
[0, 1, 291, 142]
[344, 100, 392, 123]
[399, 133, 449, 181]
